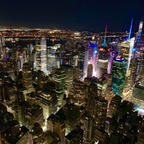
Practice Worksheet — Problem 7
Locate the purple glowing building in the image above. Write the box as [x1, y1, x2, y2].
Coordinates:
[83, 42, 98, 79]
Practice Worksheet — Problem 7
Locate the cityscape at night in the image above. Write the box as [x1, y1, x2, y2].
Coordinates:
[0, 0, 144, 144]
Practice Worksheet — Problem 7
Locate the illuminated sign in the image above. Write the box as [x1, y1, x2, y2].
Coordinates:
[116, 56, 121, 59]
[99, 47, 110, 52]
[115, 56, 125, 62]
[99, 48, 104, 51]
[88, 44, 97, 47]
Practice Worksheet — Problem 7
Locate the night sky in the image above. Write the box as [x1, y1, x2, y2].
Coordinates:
[0, 0, 143, 32]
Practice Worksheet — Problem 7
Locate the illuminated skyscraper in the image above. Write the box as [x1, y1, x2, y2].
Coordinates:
[134, 20, 144, 82]
[73, 55, 78, 67]
[83, 36, 112, 79]
[33, 52, 37, 70]
[97, 48, 111, 77]
[83, 43, 98, 79]
[118, 19, 135, 68]
[107, 51, 116, 74]
[116, 20, 136, 98]
[126, 37, 135, 75]
[87, 64, 93, 78]
[97, 46, 111, 77]
[83, 48, 89, 79]
[96, 25, 112, 77]
[47, 43, 61, 72]
[112, 56, 127, 96]
[29, 44, 33, 55]
[19, 55, 23, 71]
[124, 19, 135, 75]
[40, 38, 47, 75]
[22, 63, 33, 91]
[136, 21, 143, 41]
[134, 20, 143, 58]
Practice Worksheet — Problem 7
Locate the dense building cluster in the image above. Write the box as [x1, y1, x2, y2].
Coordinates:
[0, 20, 144, 144]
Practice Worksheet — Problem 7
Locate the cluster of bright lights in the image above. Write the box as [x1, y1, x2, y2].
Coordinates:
[99, 47, 110, 52]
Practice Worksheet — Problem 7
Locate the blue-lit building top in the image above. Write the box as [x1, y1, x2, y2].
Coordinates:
[114, 56, 126, 62]
[88, 43, 97, 48]
[87, 43, 98, 60]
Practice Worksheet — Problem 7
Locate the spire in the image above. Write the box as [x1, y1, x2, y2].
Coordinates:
[102, 24, 108, 47]
[128, 19, 133, 40]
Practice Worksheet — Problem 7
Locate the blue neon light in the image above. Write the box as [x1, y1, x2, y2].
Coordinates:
[115, 57, 125, 62]
[133, 48, 136, 52]
[88, 44, 97, 47]
[125, 37, 128, 41]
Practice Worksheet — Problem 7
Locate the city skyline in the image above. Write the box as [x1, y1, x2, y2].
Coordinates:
[0, 1, 144, 144]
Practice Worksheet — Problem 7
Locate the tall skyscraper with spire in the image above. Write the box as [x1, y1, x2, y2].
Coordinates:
[83, 25, 112, 79]
[96, 24, 111, 78]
